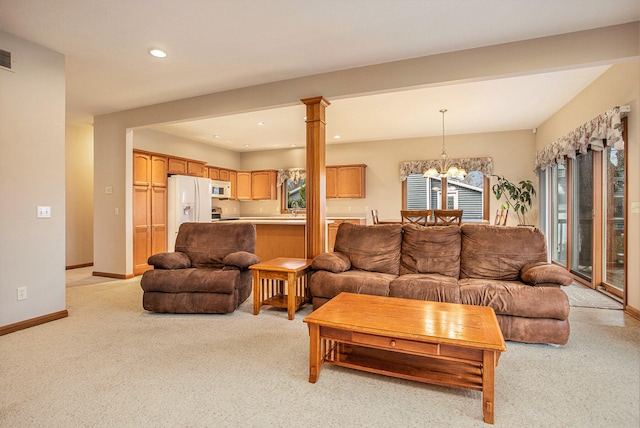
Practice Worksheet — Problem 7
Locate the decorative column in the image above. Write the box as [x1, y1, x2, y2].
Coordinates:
[301, 96, 330, 259]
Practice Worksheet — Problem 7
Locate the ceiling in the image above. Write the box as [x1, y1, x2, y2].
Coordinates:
[1, 0, 638, 151]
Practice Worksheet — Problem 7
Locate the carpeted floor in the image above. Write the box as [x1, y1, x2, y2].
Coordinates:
[1, 272, 639, 427]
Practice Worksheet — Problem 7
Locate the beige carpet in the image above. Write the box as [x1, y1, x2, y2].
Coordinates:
[1, 275, 639, 427]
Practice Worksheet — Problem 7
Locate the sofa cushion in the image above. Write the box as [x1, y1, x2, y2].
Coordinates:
[140, 268, 239, 294]
[389, 273, 461, 303]
[312, 252, 351, 273]
[334, 223, 402, 275]
[175, 222, 256, 269]
[400, 224, 461, 278]
[458, 278, 570, 320]
[520, 262, 573, 286]
[460, 224, 547, 280]
[309, 270, 395, 300]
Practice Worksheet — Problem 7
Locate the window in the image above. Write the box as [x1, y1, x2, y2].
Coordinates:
[281, 177, 306, 213]
[405, 170, 486, 221]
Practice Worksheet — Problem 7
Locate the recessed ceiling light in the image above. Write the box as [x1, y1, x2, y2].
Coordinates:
[291, 144, 296, 147]
[256, 121, 265, 126]
[212, 134, 221, 139]
[149, 49, 167, 58]
[243, 144, 250, 148]
[333, 135, 342, 139]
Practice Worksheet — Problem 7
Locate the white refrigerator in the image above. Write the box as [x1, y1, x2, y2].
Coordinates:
[167, 175, 212, 251]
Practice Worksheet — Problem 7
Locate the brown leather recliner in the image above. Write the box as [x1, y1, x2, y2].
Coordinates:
[140, 222, 259, 314]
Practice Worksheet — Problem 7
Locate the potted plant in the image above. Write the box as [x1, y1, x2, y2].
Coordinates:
[491, 175, 537, 226]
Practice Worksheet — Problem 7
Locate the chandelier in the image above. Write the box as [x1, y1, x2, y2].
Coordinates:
[423, 109, 466, 179]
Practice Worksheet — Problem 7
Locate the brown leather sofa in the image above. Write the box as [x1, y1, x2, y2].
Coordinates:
[141, 222, 259, 314]
[309, 223, 573, 345]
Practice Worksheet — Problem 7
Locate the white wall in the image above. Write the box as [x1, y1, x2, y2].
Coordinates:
[0, 31, 66, 327]
[66, 125, 94, 267]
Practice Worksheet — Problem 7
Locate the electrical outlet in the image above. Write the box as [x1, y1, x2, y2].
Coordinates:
[17, 287, 27, 301]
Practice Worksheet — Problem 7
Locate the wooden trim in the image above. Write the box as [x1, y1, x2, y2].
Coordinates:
[92, 271, 135, 279]
[0, 310, 68, 336]
[624, 305, 640, 321]
[66, 263, 93, 270]
[622, 116, 628, 305]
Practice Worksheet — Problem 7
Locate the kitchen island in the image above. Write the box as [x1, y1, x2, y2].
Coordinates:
[225, 216, 366, 261]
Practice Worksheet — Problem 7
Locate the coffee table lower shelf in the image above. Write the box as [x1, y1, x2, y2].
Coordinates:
[325, 343, 484, 391]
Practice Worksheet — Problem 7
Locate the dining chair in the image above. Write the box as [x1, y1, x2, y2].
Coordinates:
[433, 209, 463, 225]
[400, 210, 432, 226]
[371, 209, 379, 224]
[494, 208, 508, 226]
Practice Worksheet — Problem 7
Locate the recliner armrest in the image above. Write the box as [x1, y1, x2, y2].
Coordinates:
[147, 252, 191, 270]
[520, 262, 573, 286]
[312, 252, 351, 273]
[223, 251, 260, 269]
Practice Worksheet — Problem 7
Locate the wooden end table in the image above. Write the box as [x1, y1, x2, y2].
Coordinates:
[303, 293, 506, 424]
[249, 257, 312, 320]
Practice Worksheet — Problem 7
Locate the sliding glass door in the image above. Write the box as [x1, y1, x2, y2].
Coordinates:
[551, 164, 567, 265]
[571, 152, 594, 281]
[603, 146, 625, 294]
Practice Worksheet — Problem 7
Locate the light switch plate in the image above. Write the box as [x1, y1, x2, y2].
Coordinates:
[37, 206, 51, 218]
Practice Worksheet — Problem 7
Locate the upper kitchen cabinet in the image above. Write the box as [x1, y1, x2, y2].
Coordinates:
[219, 168, 231, 181]
[251, 170, 277, 200]
[326, 164, 367, 198]
[236, 171, 252, 200]
[229, 170, 237, 200]
[167, 156, 206, 177]
[187, 160, 206, 177]
[208, 166, 220, 180]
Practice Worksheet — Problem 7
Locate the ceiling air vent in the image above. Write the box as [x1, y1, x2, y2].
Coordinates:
[0, 49, 13, 71]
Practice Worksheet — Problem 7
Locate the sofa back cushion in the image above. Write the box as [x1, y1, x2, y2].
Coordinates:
[334, 223, 402, 275]
[460, 224, 547, 280]
[175, 222, 256, 269]
[400, 224, 461, 278]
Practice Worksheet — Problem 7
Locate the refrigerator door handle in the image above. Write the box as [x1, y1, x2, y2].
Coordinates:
[194, 179, 200, 222]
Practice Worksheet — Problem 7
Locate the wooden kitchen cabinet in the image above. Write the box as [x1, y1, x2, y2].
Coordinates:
[208, 166, 220, 180]
[326, 164, 367, 198]
[229, 170, 237, 200]
[219, 168, 231, 181]
[167, 157, 187, 175]
[133, 150, 167, 275]
[251, 170, 277, 200]
[187, 160, 206, 177]
[236, 171, 252, 200]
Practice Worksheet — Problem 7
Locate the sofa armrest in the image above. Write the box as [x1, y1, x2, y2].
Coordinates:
[520, 262, 573, 286]
[223, 251, 260, 269]
[312, 252, 351, 273]
[147, 252, 191, 270]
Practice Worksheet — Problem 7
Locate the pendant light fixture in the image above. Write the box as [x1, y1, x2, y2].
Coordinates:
[423, 109, 466, 179]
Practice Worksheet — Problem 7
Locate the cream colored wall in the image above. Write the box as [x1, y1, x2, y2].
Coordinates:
[93, 22, 639, 278]
[536, 61, 640, 313]
[65, 125, 94, 267]
[0, 31, 66, 327]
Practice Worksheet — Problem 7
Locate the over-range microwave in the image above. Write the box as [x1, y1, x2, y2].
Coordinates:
[211, 180, 232, 198]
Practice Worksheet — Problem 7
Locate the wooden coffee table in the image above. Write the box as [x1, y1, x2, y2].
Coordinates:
[250, 257, 312, 320]
[303, 293, 506, 424]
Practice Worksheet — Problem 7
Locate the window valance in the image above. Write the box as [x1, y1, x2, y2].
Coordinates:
[534, 106, 625, 172]
[277, 168, 305, 186]
[399, 157, 493, 181]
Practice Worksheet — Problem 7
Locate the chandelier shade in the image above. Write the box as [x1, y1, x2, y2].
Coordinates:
[423, 109, 467, 179]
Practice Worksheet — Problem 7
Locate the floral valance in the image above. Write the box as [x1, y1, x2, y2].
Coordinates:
[534, 106, 625, 172]
[399, 157, 493, 181]
[277, 168, 305, 186]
